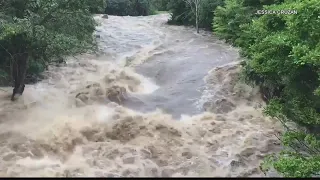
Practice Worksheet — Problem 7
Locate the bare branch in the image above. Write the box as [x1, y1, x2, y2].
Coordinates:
[182, 0, 202, 33]
[183, 0, 196, 15]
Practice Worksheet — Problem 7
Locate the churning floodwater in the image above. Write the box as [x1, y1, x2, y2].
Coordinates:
[0, 14, 283, 177]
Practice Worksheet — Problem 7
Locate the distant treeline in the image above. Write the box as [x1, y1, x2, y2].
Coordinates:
[105, 0, 154, 16]
[104, 0, 224, 30]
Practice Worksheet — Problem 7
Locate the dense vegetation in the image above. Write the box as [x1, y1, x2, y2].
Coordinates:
[150, 0, 170, 11]
[105, 0, 154, 16]
[212, 0, 320, 177]
[0, 0, 106, 86]
[166, 0, 224, 30]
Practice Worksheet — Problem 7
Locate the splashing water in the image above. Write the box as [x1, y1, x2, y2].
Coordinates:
[0, 14, 283, 177]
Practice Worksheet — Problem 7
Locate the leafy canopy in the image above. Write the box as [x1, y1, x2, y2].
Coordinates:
[0, 0, 106, 84]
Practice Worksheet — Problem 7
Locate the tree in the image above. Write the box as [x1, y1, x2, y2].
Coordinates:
[213, 0, 284, 46]
[226, 0, 320, 177]
[0, 0, 106, 100]
[183, 0, 202, 33]
[166, 0, 223, 30]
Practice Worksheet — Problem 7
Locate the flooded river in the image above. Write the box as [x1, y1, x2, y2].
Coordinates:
[0, 14, 282, 177]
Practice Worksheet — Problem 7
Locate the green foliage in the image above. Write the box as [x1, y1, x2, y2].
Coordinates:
[28, 60, 46, 76]
[213, 0, 320, 177]
[89, 0, 107, 14]
[0, 0, 106, 85]
[199, 0, 225, 30]
[243, 0, 320, 125]
[0, 69, 9, 85]
[213, 0, 284, 46]
[262, 131, 320, 177]
[262, 152, 320, 177]
[105, 0, 154, 16]
[166, 0, 224, 30]
[150, 0, 170, 11]
[214, 0, 320, 177]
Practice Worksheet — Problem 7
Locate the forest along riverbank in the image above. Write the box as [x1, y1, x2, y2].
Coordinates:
[0, 14, 283, 177]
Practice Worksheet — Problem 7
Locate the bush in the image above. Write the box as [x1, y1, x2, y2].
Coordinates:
[105, 0, 154, 16]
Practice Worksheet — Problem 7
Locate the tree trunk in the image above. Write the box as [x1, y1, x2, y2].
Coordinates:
[195, 2, 199, 33]
[11, 51, 28, 101]
[196, 16, 199, 33]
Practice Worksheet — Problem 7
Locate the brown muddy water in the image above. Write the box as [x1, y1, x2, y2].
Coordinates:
[0, 14, 283, 177]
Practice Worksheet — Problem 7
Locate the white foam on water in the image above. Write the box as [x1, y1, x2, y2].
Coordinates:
[137, 77, 159, 94]
[0, 14, 283, 177]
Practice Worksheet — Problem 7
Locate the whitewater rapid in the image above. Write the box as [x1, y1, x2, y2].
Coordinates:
[0, 14, 283, 177]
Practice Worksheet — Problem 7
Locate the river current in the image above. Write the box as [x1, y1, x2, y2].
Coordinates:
[0, 14, 283, 177]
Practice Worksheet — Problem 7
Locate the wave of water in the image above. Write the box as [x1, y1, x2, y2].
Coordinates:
[0, 14, 283, 177]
